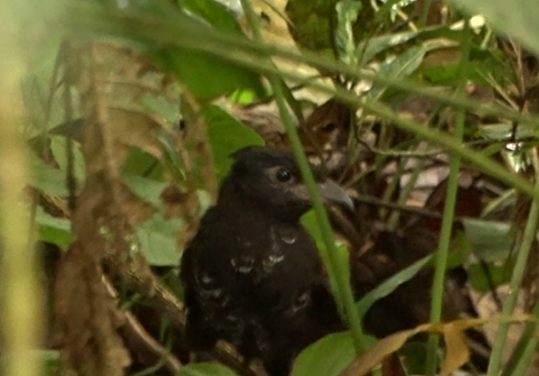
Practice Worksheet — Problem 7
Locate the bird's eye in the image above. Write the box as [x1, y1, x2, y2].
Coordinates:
[275, 168, 292, 183]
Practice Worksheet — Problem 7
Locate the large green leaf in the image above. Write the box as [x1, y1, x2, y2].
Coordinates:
[124, 173, 212, 265]
[136, 213, 184, 266]
[204, 104, 264, 180]
[357, 26, 455, 64]
[49, 136, 85, 184]
[178, 0, 243, 35]
[461, 218, 514, 262]
[467, 260, 514, 292]
[36, 207, 72, 249]
[146, 0, 264, 101]
[335, 0, 362, 64]
[285, 0, 337, 53]
[153, 48, 264, 102]
[29, 152, 69, 196]
[123, 148, 164, 180]
[291, 332, 356, 376]
[121, 173, 168, 207]
[63, 0, 265, 102]
[368, 45, 427, 99]
[476, 123, 537, 141]
[420, 46, 508, 85]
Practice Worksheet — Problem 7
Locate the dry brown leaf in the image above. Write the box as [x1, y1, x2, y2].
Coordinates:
[439, 322, 469, 376]
[340, 315, 535, 376]
[340, 325, 419, 376]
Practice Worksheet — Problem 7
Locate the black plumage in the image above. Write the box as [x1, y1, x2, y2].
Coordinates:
[180, 146, 490, 375]
[180, 146, 351, 376]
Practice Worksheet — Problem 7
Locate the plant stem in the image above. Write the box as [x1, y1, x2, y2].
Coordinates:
[239, 0, 367, 354]
[487, 176, 539, 375]
[501, 306, 539, 376]
[387, 156, 426, 230]
[425, 20, 471, 375]
[0, 3, 43, 376]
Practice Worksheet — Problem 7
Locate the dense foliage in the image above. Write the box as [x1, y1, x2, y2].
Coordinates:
[3, 0, 539, 376]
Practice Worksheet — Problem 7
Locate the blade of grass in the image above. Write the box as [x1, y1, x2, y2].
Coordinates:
[387, 155, 427, 230]
[487, 174, 539, 375]
[500, 305, 539, 376]
[356, 254, 433, 317]
[239, 0, 368, 354]
[425, 19, 471, 375]
[501, 236, 539, 376]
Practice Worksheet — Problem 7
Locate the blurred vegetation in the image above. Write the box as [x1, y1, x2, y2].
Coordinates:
[3, 0, 539, 376]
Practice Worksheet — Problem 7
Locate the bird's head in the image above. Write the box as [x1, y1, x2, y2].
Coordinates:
[220, 146, 353, 221]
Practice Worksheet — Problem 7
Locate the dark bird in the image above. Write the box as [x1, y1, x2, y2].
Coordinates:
[180, 146, 352, 376]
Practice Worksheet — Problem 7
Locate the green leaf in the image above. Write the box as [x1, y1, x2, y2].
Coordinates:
[375, 0, 409, 22]
[368, 45, 426, 99]
[476, 123, 536, 141]
[291, 332, 356, 376]
[467, 260, 513, 292]
[123, 173, 212, 266]
[150, 0, 264, 101]
[155, 131, 188, 183]
[136, 213, 183, 266]
[357, 25, 453, 64]
[177, 362, 239, 376]
[65, 0, 264, 102]
[121, 173, 168, 207]
[420, 47, 508, 85]
[49, 136, 86, 183]
[29, 152, 68, 196]
[400, 341, 431, 375]
[285, 0, 337, 52]
[178, 0, 243, 35]
[356, 254, 432, 318]
[461, 218, 514, 262]
[204, 104, 265, 180]
[123, 148, 164, 179]
[153, 47, 264, 102]
[36, 207, 72, 249]
[335, 0, 362, 64]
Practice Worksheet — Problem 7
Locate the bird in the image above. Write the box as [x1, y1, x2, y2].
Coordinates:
[180, 146, 353, 376]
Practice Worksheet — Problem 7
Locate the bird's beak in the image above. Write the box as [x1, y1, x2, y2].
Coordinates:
[318, 179, 354, 210]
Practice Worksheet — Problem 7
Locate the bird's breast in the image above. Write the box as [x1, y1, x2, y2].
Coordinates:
[221, 223, 323, 309]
